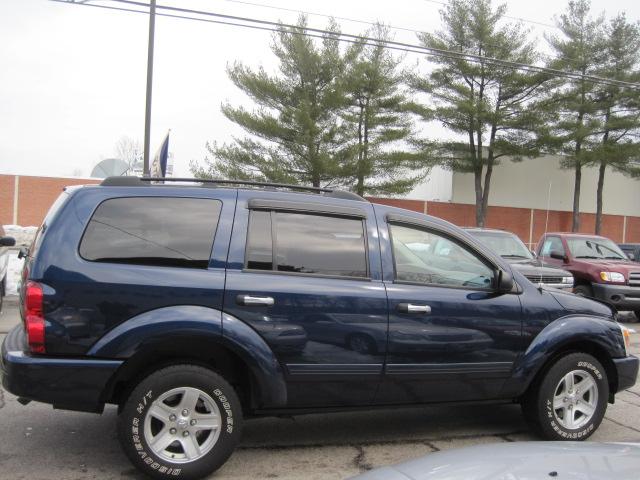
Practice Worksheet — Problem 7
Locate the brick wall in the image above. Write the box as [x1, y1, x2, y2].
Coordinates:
[369, 197, 640, 246]
[0, 174, 100, 226]
[1, 175, 638, 246]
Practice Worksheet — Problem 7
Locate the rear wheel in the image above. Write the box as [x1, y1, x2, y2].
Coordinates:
[118, 365, 242, 480]
[522, 353, 608, 440]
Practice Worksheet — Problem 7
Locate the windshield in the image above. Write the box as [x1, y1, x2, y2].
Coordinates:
[566, 237, 627, 260]
[469, 231, 533, 259]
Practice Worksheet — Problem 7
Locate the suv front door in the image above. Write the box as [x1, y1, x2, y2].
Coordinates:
[224, 192, 387, 408]
[376, 211, 524, 404]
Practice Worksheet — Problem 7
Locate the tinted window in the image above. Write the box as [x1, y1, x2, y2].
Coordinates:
[80, 197, 221, 268]
[390, 224, 494, 289]
[245, 210, 368, 278]
[245, 210, 273, 270]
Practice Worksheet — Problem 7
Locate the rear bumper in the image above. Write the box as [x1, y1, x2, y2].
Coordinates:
[1, 325, 123, 413]
[613, 355, 639, 393]
[592, 283, 640, 311]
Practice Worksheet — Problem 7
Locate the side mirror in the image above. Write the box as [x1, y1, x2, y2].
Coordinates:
[496, 270, 514, 293]
[0, 236, 15, 247]
[530, 249, 537, 258]
[628, 253, 636, 261]
[549, 250, 567, 262]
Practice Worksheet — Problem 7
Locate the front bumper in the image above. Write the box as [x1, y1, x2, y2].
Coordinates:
[613, 355, 639, 392]
[592, 283, 640, 311]
[1, 325, 123, 413]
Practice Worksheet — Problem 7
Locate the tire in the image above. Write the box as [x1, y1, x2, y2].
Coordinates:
[522, 353, 608, 440]
[573, 284, 594, 298]
[118, 365, 243, 480]
[347, 334, 376, 354]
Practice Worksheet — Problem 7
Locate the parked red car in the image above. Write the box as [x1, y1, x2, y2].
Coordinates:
[537, 233, 640, 320]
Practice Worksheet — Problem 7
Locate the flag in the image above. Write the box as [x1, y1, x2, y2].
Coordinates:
[151, 130, 170, 178]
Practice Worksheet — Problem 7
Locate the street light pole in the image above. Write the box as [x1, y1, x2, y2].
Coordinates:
[142, 0, 156, 176]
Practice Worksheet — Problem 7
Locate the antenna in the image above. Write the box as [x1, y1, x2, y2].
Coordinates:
[544, 181, 552, 238]
[541, 181, 552, 263]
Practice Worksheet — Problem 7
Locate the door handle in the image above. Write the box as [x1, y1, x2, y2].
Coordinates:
[396, 303, 431, 314]
[236, 295, 275, 306]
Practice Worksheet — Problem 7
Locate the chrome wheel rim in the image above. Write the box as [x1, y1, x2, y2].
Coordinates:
[552, 369, 598, 430]
[143, 387, 221, 463]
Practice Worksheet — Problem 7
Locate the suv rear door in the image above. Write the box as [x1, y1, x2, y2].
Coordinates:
[376, 210, 524, 404]
[30, 187, 234, 354]
[224, 191, 387, 408]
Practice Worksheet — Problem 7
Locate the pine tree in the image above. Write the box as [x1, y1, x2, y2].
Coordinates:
[590, 13, 640, 234]
[192, 16, 351, 187]
[410, 0, 546, 227]
[340, 26, 427, 196]
[543, 0, 606, 231]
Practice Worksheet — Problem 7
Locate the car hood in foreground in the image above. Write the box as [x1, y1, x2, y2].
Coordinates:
[546, 288, 615, 318]
[348, 442, 640, 480]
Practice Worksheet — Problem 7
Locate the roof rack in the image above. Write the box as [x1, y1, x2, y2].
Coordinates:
[99, 176, 366, 202]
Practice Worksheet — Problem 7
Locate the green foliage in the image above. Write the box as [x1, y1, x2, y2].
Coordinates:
[541, 0, 606, 230]
[589, 13, 640, 232]
[340, 25, 429, 196]
[193, 16, 427, 195]
[409, 0, 545, 226]
[193, 16, 351, 187]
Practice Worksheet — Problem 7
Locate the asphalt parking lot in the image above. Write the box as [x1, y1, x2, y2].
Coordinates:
[1, 297, 639, 480]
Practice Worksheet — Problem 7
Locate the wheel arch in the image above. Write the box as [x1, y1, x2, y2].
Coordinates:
[521, 340, 618, 400]
[89, 306, 287, 412]
[503, 315, 625, 399]
[103, 336, 257, 412]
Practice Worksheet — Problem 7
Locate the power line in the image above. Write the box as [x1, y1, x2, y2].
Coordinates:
[214, 0, 426, 35]
[52, 0, 640, 90]
[217, 0, 581, 67]
[422, 0, 559, 29]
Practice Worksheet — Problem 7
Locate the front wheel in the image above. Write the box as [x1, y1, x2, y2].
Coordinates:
[118, 365, 242, 480]
[522, 353, 608, 440]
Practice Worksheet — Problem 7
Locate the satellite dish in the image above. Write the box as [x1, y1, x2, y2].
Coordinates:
[91, 158, 130, 178]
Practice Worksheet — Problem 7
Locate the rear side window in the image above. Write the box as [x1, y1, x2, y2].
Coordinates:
[80, 197, 221, 268]
[245, 211, 368, 278]
[245, 210, 273, 270]
[30, 191, 70, 257]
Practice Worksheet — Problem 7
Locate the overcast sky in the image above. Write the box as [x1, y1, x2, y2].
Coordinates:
[1, 0, 638, 179]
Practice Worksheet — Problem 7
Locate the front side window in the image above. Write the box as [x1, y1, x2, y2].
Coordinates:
[245, 210, 368, 278]
[390, 223, 494, 289]
[80, 197, 221, 268]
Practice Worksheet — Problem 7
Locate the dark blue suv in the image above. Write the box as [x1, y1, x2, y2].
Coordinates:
[1, 177, 638, 479]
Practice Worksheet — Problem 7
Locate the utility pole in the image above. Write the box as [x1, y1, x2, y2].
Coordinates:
[142, 0, 156, 176]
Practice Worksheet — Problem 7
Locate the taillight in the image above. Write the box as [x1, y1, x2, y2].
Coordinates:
[25, 281, 45, 354]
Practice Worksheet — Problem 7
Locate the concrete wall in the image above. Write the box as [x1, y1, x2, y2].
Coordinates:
[451, 155, 640, 217]
[0, 174, 100, 226]
[404, 166, 453, 202]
